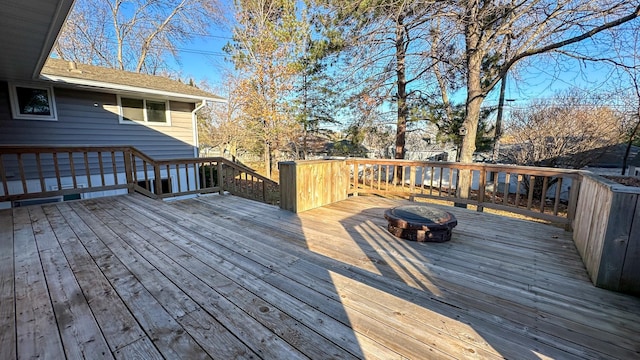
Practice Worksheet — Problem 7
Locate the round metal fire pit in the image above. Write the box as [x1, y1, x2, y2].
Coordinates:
[384, 205, 457, 242]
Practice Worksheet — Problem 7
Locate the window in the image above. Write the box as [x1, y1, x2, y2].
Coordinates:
[118, 95, 170, 125]
[8, 83, 57, 121]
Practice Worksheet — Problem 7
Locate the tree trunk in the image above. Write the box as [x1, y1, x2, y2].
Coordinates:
[458, 2, 484, 200]
[264, 140, 272, 179]
[458, 51, 484, 199]
[395, 14, 407, 183]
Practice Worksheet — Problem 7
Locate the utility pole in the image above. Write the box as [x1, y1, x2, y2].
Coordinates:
[492, 73, 515, 163]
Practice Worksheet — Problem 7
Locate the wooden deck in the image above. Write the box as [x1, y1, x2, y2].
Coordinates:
[1, 194, 639, 359]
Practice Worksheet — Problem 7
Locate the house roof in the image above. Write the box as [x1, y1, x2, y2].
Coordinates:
[582, 144, 640, 168]
[40, 58, 224, 103]
[630, 152, 640, 167]
[0, 0, 75, 81]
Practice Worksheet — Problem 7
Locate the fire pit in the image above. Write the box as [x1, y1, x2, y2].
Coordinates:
[384, 204, 457, 242]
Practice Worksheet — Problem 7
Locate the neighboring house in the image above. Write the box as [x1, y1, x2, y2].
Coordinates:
[2, 58, 224, 158]
[579, 144, 640, 176]
[629, 153, 640, 177]
[0, 0, 224, 206]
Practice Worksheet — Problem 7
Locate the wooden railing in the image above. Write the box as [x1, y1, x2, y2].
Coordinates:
[0, 146, 279, 206]
[280, 158, 582, 226]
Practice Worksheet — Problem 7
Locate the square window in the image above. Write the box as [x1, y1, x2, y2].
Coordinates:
[118, 95, 170, 125]
[8, 83, 57, 121]
[15, 87, 51, 115]
[121, 98, 144, 122]
[146, 100, 167, 123]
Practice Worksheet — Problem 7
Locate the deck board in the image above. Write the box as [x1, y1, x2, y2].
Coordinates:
[0, 210, 16, 360]
[13, 207, 66, 359]
[1, 194, 639, 359]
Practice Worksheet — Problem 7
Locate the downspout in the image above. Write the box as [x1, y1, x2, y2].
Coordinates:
[192, 100, 207, 158]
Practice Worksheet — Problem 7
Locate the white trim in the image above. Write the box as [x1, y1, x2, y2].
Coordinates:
[192, 100, 206, 157]
[33, 0, 76, 79]
[117, 95, 172, 126]
[41, 74, 226, 103]
[8, 82, 58, 121]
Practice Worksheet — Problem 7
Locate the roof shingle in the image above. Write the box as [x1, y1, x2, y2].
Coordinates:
[41, 58, 223, 101]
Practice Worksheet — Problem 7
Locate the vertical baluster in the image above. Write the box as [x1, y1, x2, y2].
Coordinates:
[193, 163, 198, 190]
[166, 165, 171, 193]
[200, 162, 206, 190]
[69, 152, 78, 189]
[527, 176, 535, 210]
[515, 174, 522, 208]
[477, 167, 486, 211]
[352, 161, 358, 192]
[35, 153, 45, 192]
[539, 176, 549, 213]
[208, 162, 214, 189]
[98, 152, 105, 186]
[84, 152, 92, 188]
[185, 164, 191, 191]
[503, 172, 511, 206]
[409, 166, 416, 193]
[386, 165, 390, 191]
[175, 164, 181, 192]
[492, 172, 497, 204]
[429, 166, 434, 196]
[448, 166, 454, 197]
[54, 153, 63, 190]
[131, 156, 138, 183]
[438, 167, 444, 197]
[553, 177, 563, 215]
[111, 151, 118, 185]
[143, 160, 149, 190]
[153, 162, 162, 196]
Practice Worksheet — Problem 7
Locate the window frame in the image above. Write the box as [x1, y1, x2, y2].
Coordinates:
[117, 95, 171, 126]
[8, 82, 58, 121]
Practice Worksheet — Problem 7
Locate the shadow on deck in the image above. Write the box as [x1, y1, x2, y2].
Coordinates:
[1, 194, 639, 359]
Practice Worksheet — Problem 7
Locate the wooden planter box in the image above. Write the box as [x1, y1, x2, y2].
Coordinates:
[279, 160, 349, 213]
[573, 173, 640, 295]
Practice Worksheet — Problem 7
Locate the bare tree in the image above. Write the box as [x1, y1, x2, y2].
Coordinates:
[226, 0, 307, 178]
[55, 0, 223, 73]
[198, 73, 251, 159]
[439, 1, 640, 198]
[505, 90, 625, 168]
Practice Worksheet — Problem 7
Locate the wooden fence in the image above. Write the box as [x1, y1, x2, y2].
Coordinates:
[280, 158, 582, 225]
[0, 146, 279, 206]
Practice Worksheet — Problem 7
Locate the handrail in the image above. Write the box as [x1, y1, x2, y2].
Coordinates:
[0, 145, 279, 205]
[345, 158, 581, 226]
[279, 158, 582, 227]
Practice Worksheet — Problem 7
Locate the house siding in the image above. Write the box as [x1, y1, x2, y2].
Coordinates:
[0, 81, 197, 159]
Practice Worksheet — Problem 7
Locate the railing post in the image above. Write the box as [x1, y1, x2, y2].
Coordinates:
[217, 161, 224, 195]
[154, 163, 162, 196]
[123, 150, 134, 193]
[477, 166, 486, 212]
[352, 161, 358, 196]
[262, 179, 267, 203]
[566, 175, 582, 231]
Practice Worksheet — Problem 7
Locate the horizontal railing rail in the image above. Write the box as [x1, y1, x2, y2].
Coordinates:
[277, 158, 581, 226]
[0, 145, 279, 206]
[346, 159, 581, 225]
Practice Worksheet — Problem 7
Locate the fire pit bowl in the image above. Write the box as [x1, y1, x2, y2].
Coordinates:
[384, 204, 457, 242]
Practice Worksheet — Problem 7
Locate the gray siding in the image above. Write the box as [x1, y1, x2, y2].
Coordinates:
[0, 81, 197, 159]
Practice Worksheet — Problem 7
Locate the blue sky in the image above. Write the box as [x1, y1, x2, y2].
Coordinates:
[169, 21, 633, 115]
